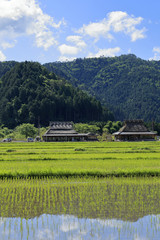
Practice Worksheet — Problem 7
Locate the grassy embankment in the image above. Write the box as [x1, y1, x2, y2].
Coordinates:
[0, 141, 160, 178]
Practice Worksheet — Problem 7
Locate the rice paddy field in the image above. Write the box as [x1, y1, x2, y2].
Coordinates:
[0, 141, 160, 178]
[1, 141, 160, 239]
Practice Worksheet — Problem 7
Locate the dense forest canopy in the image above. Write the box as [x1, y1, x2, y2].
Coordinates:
[0, 61, 113, 128]
[0, 61, 17, 82]
[1, 54, 160, 126]
[44, 54, 160, 122]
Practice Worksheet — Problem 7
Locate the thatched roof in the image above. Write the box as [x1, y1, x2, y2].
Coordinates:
[43, 121, 91, 138]
[113, 120, 157, 136]
[120, 120, 148, 132]
[49, 122, 73, 130]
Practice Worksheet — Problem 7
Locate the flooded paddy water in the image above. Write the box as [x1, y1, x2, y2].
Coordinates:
[0, 177, 160, 240]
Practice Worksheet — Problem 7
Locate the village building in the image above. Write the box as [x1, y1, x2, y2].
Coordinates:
[42, 122, 97, 142]
[112, 120, 157, 141]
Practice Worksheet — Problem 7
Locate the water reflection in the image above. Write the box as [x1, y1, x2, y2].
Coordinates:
[0, 178, 160, 239]
[1, 214, 160, 240]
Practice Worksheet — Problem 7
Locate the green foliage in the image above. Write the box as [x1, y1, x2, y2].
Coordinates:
[0, 126, 13, 139]
[74, 123, 100, 133]
[15, 123, 37, 138]
[45, 54, 160, 122]
[0, 61, 17, 80]
[146, 122, 160, 135]
[103, 121, 123, 134]
[0, 61, 113, 128]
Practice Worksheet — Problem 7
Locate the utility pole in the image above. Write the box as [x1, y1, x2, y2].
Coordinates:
[38, 116, 40, 136]
[152, 119, 154, 132]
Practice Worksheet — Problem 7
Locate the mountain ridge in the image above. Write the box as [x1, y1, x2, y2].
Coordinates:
[1, 54, 160, 123]
[0, 61, 113, 128]
[44, 54, 160, 122]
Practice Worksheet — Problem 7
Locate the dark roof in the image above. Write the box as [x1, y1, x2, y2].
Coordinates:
[120, 120, 148, 132]
[113, 120, 157, 136]
[43, 122, 76, 136]
[47, 129, 77, 135]
[49, 122, 73, 130]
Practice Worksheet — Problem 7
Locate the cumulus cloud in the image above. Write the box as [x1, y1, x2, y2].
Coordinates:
[1, 41, 17, 50]
[60, 215, 79, 233]
[0, 50, 6, 61]
[0, 0, 64, 50]
[58, 44, 79, 55]
[37, 229, 53, 240]
[88, 47, 121, 58]
[58, 35, 86, 60]
[60, 221, 79, 232]
[78, 11, 146, 42]
[66, 35, 86, 48]
[149, 47, 160, 60]
[78, 20, 113, 41]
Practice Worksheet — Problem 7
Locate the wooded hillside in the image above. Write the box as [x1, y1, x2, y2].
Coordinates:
[0, 61, 113, 128]
[44, 54, 160, 122]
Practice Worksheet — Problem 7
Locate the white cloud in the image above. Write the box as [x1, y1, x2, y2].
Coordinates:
[58, 44, 79, 55]
[0, 50, 6, 61]
[1, 41, 17, 50]
[78, 11, 146, 42]
[153, 47, 160, 54]
[149, 47, 160, 60]
[0, 0, 64, 50]
[60, 221, 78, 232]
[88, 47, 121, 58]
[37, 229, 53, 240]
[66, 35, 86, 48]
[78, 20, 113, 41]
[130, 28, 146, 42]
[58, 36, 86, 60]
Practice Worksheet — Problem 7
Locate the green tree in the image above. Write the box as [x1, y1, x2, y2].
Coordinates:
[16, 123, 37, 138]
[74, 123, 100, 134]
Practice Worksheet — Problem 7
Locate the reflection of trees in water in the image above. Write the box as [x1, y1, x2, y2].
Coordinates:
[0, 178, 160, 221]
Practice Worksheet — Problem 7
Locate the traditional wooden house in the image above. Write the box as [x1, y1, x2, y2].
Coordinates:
[42, 122, 97, 142]
[112, 120, 157, 141]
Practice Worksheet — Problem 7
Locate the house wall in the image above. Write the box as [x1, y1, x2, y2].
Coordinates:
[43, 136, 87, 142]
[115, 134, 156, 141]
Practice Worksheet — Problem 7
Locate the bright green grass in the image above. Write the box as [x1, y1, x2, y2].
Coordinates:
[0, 141, 160, 178]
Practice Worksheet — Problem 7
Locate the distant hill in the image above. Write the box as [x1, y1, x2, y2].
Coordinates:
[44, 54, 160, 122]
[0, 61, 113, 128]
[0, 61, 17, 79]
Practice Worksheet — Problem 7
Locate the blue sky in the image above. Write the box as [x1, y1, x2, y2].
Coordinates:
[1, 0, 160, 63]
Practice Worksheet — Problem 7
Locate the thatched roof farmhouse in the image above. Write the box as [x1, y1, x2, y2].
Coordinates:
[43, 122, 97, 142]
[112, 120, 157, 141]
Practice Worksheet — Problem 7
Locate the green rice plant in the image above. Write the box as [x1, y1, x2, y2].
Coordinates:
[0, 141, 160, 178]
[0, 177, 160, 221]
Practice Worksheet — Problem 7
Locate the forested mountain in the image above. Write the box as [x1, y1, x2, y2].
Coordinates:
[0, 61, 113, 128]
[0, 61, 17, 79]
[44, 54, 160, 122]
